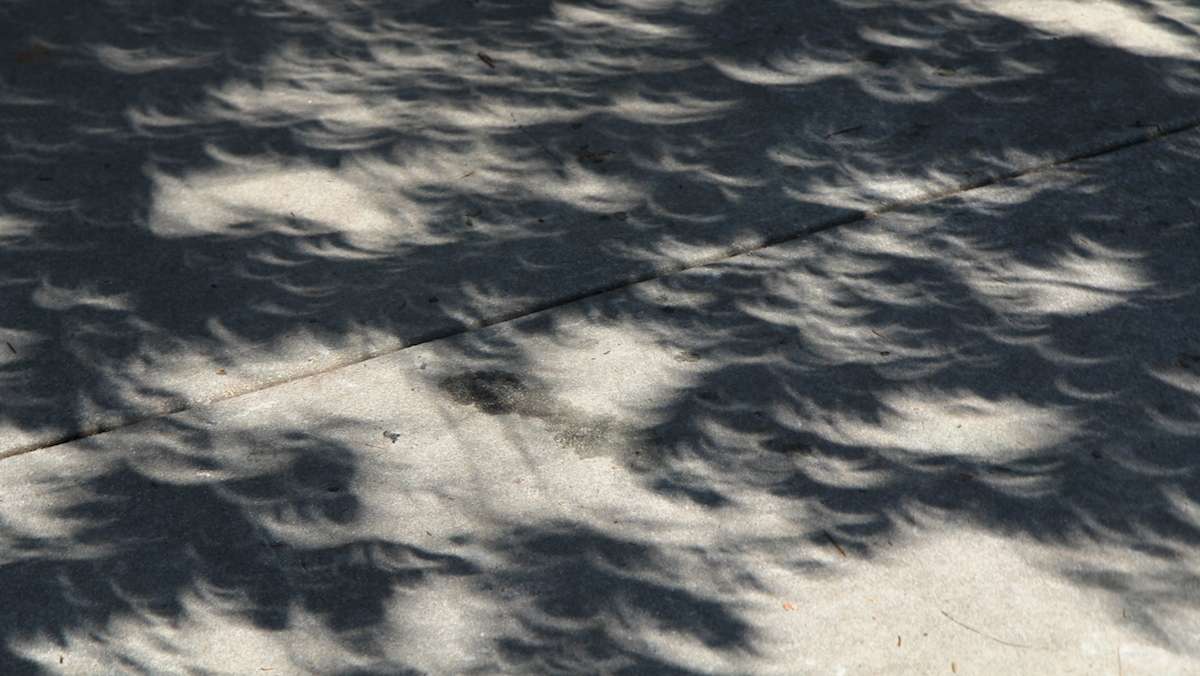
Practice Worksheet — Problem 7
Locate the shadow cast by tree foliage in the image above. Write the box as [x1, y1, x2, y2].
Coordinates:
[1, 0, 1200, 671]
[3, 0, 1199, 447]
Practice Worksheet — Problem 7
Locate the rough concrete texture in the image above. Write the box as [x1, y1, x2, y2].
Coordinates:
[1, 117, 1198, 672]
[4, 0, 1200, 454]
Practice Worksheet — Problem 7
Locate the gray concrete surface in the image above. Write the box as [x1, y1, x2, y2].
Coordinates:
[4, 0, 1200, 455]
[1, 115, 1198, 673]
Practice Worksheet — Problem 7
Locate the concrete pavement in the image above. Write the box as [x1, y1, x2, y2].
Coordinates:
[1, 112, 1199, 673]
[5, 1, 1200, 673]
[4, 0, 1200, 455]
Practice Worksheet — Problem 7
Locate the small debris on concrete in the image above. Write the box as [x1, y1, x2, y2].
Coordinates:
[825, 124, 864, 139]
[383, 431, 401, 444]
[576, 145, 614, 164]
[823, 530, 848, 557]
[940, 609, 1031, 649]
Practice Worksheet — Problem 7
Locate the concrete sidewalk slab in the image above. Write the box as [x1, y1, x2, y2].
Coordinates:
[1, 125, 1197, 671]
[4, 0, 1200, 454]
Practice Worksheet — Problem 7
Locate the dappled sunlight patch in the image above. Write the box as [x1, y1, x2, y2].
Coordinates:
[963, 234, 1150, 316]
[963, 464, 1060, 500]
[856, 66, 949, 104]
[127, 104, 206, 133]
[91, 44, 218, 74]
[648, 150, 769, 191]
[136, 313, 400, 379]
[1162, 485, 1200, 536]
[31, 279, 133, 312]
[832, 215, 947, 261]
[738, 286, 882, 360]
[147, 161, 453, 248]
[808, 388, 1078, 457]
[1149, 361, 1200, 397]
[783, 164, 963, 211]
[551, 2, 695, 39]
[1144, 401, 1200, 437]
[4, 186, 80, 216]
[975, 0, 1200, 59]
[9, 593, 353, 674]
[368, 139, 538, 191]
[709, 52, 860, 86]
[1086, 439, 1194, 480]
[0, 467, 104, 548]
[765, 144, 835, 171]
[859, 25, 938, 51]
[359, 139, 643, 218]
[796, 449, 894, 490]
[610, 89, 737, 125]
[1052, 375, 1123, 402]
[436, 100, 582, 130]
[0, 213, 42, 239]
[531, 164, 644, 213]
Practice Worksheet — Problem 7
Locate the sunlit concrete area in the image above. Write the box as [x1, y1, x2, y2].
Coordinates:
[3, 0, 1200, 673]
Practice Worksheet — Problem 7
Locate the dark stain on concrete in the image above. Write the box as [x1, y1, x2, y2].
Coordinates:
[440, 370, 537, 416]
[439, 370, 631, 459]
[552, 419, 621, 459]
